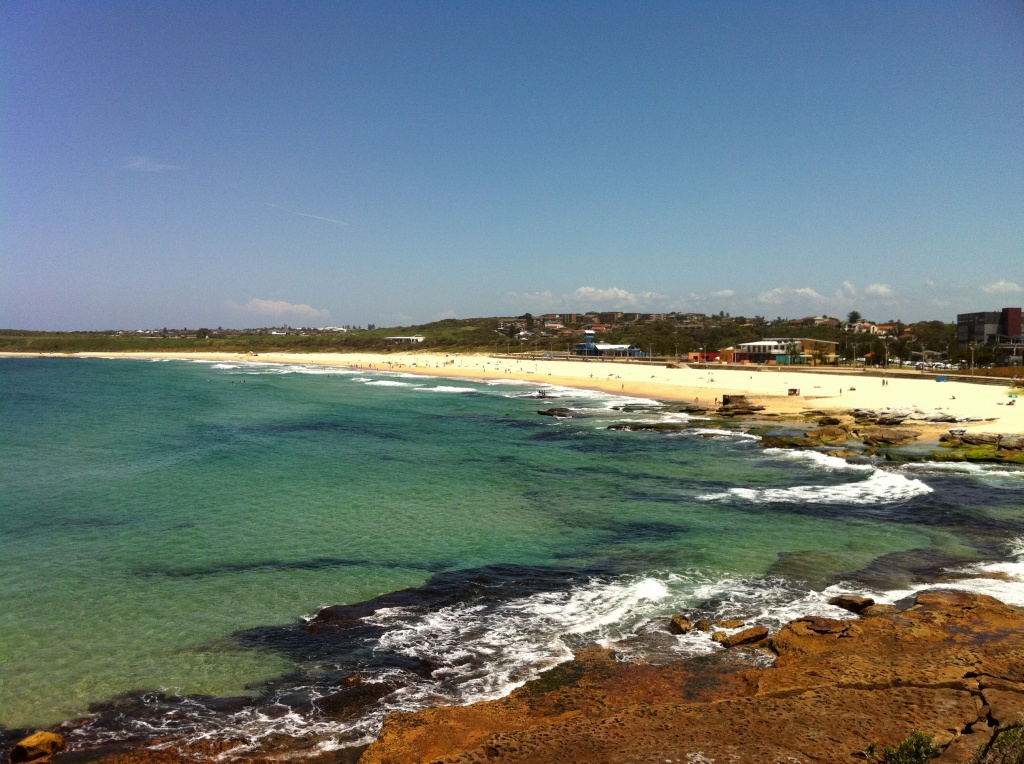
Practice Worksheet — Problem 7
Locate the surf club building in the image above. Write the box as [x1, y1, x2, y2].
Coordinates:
[384, 335, 425, 344]
[957, 308, 1023, 347]
[733, 338, 838, 365]
[571, 330, 646, 358]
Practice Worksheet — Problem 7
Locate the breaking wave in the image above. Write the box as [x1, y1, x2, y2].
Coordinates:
[698, 469, 933, 505]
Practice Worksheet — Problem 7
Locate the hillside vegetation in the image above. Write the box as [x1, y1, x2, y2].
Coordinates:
[0, 316, 978, 365]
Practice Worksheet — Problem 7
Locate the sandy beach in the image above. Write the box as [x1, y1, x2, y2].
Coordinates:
[6, 350, 1022, 435]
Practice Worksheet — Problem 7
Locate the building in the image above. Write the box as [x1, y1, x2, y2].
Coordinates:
[733, 338, 838, 365]
[384, 335, 425, 344]
[957, 308, 1022, 347]
[846, 322, 879, 334]
[571, 330, 645, 358]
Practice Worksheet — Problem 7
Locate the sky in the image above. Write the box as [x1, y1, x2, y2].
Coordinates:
[2, 1, 1022, 330]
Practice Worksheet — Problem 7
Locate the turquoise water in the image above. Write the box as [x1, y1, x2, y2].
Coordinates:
[1, 357, 1022, 745]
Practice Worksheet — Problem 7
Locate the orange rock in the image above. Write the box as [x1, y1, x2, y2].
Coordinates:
[360, 591, 1024, 764]
[10, 731, 66, 763]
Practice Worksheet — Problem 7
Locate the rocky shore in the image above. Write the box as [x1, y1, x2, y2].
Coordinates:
[361, 590, 1024, 763]
[605, 395, 1024, 465]
[6, 590, 1024, 764]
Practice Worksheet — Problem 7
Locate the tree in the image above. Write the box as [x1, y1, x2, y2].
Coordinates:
[847, 311, 862, 325]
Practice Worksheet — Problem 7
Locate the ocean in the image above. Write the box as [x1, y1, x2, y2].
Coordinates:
[2, 356, 1022, 753]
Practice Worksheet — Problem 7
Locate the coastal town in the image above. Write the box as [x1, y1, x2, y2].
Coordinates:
[5, 306, 1023, 372]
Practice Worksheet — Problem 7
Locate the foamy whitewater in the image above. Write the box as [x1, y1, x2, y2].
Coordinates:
[1, 356, 1022, 754]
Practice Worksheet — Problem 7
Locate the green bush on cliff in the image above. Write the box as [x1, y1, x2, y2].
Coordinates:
[864, 730, 940, 763]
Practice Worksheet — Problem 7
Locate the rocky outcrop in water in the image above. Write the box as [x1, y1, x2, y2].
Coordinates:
[360, 590, 1024, 764]
[937, 432, 1024, 464]
[715, 394, 766, 417]
[854, 425, 922, 445]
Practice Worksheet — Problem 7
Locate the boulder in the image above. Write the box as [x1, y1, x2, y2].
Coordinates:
[693, 619, 712, 632]
[818, 416, 843, 426]
[962, 433, 1000, 447]
[537, 407, 571, 417]
[809, 426, 849, 443]
[760, 435, 819, 449]
[718, 625, 769, 648]
[875, 415, 908, 426]
[856, 427, 921, 446]
[828, 595, 875, 614]
[715, 619, 745, 629]
[718, 394, 766, 414]
[10, 731, 66, 763]
[998, 434, 1024, 451]
[315, 675, 397, 720]
[667, 615, 692, 635]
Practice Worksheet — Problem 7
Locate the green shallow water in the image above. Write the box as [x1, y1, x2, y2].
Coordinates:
[0, 357, 1019, 729]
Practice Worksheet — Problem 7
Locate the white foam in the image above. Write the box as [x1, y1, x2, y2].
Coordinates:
[699, 468, 933, 505]
[655, 412, 695, 423]
[414, 386, 478, 394]
[363, 380, 417, 387]
[895, 461, 1024, 486]
[874, 536, 1024, 607]
[534, 384, 662, 407]
[370, 575, 676, 706]
[763, 448, 873, 473]
[687, 428, 760, 440]
[204, 362, 362, 376]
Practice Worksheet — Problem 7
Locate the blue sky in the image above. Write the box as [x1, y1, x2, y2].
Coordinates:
[3, 1, 1022, 330]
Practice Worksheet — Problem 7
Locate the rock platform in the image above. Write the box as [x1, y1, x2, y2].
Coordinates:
[8, 591, 1024, 764]
[361, 590, 1024, 764]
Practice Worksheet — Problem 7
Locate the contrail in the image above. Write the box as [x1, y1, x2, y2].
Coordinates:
[298, 213, 347, 225]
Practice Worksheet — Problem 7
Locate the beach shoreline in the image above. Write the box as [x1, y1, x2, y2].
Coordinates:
[4, 350, 1021, 435]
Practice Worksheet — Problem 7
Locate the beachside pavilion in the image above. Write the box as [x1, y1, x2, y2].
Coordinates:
[572, 330, 646, 358]
[734, 338, 838, 365]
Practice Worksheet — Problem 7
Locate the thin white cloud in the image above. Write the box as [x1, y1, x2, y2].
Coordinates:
[506, 286, 670, 311]
[794, 287, 825, 300]
[757, 287, 824, 305]
[981, 279, 1023, 294]
[298, 213, 348, 226]
[709, 289, 735, 299]
[572, 286, 640, 305]
[227, 298, 329, 319]
[123, 156, 182, 172]
[865, 283, 896, 298]
[834, 281, 857, 301]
